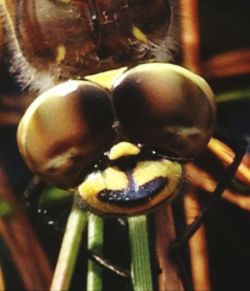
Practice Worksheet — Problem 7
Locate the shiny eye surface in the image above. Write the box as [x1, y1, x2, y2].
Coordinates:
[111, 63, 216, 158]
[17, 80, 116, 189]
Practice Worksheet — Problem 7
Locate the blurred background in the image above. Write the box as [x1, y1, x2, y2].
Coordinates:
[0, 0, 249, 290]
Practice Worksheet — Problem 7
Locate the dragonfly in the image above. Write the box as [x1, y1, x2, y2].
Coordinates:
[1, 0, 219, 217]
[0, 0, 248, 290]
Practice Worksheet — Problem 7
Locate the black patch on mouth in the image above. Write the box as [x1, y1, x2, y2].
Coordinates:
[98, 177, 168, 206]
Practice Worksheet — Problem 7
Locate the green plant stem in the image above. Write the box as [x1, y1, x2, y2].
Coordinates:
[216, 88, 250, 103]
[128, 215, 153, 291]
[87, 214, 104, 291]
[50, 204, 88, 291]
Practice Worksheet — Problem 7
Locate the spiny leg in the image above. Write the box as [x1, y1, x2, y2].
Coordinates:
[172, 138, 248, 249]
[88, 252, 131, 278]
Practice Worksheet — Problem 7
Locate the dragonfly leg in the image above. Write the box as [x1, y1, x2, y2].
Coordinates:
[172, 138, 247, 249]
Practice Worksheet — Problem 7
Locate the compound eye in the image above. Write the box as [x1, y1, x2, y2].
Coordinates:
[17, 81, 115, 189]
[112, 63, 216, 158]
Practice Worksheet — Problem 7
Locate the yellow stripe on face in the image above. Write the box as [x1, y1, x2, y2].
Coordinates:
[78, 167, 128, 199]
[78, 171, 106, 199]
[78, 158, 183, 216]
[103, 167, 128, 189]
[108, 141, 141, 160]
[132, 160, 183, 209]
[133, 160, 181, 186]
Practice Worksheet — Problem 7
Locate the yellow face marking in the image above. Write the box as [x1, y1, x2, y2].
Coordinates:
[78, 171, 106, 199]
[133, 160, 182, 187]
[132, 26, 148, 44]
[132, 160, 183, 208]
[56, 45, 67, 64]
[108, 142, 141, 160]
[103, 167, 128, 190]
[78, 167, 128, 199]
[78, 158, 183, 216]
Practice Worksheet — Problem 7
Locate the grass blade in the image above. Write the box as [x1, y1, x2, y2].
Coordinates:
[50, 204, 88, 291]
[87, 214, 104, 291]
[216, 88, 250, 103]
[128, 215, 153, 291]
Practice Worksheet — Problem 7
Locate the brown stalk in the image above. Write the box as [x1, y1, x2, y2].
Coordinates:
[202, 49, 250, 79]
[178, 0, 201, 73]
[0, 165, 52, 290]
[0, 94, 33, 126]
[0, 112, 21, 125]
[0, 16, 3, 61]
[155, 206, 185, 291]
[0, 265, 5, 290]
[186, 163, 250, 212]
[184, 190, 211, 291]
[178, 1, 212, 290]
[208, 138, 250, 185]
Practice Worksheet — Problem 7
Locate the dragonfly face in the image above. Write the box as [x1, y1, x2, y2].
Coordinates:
[1, 0, 216, 216]
[1, 0, 177, 92]
[17, 63, 215, 216]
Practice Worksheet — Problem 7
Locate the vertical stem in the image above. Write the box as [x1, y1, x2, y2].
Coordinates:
[128, 215, 153, 291]
[50, 205, 88, 291]
[179, 0, 201, 73]
[0, 265, 5, 290]
[0, 12, 3, 63]
[0, 167, 52, 290]
[184, 190, 211, 291]
[155, 206, 185, 291]
[87, 214, 103, 291]
[179, 1, 211, 289]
